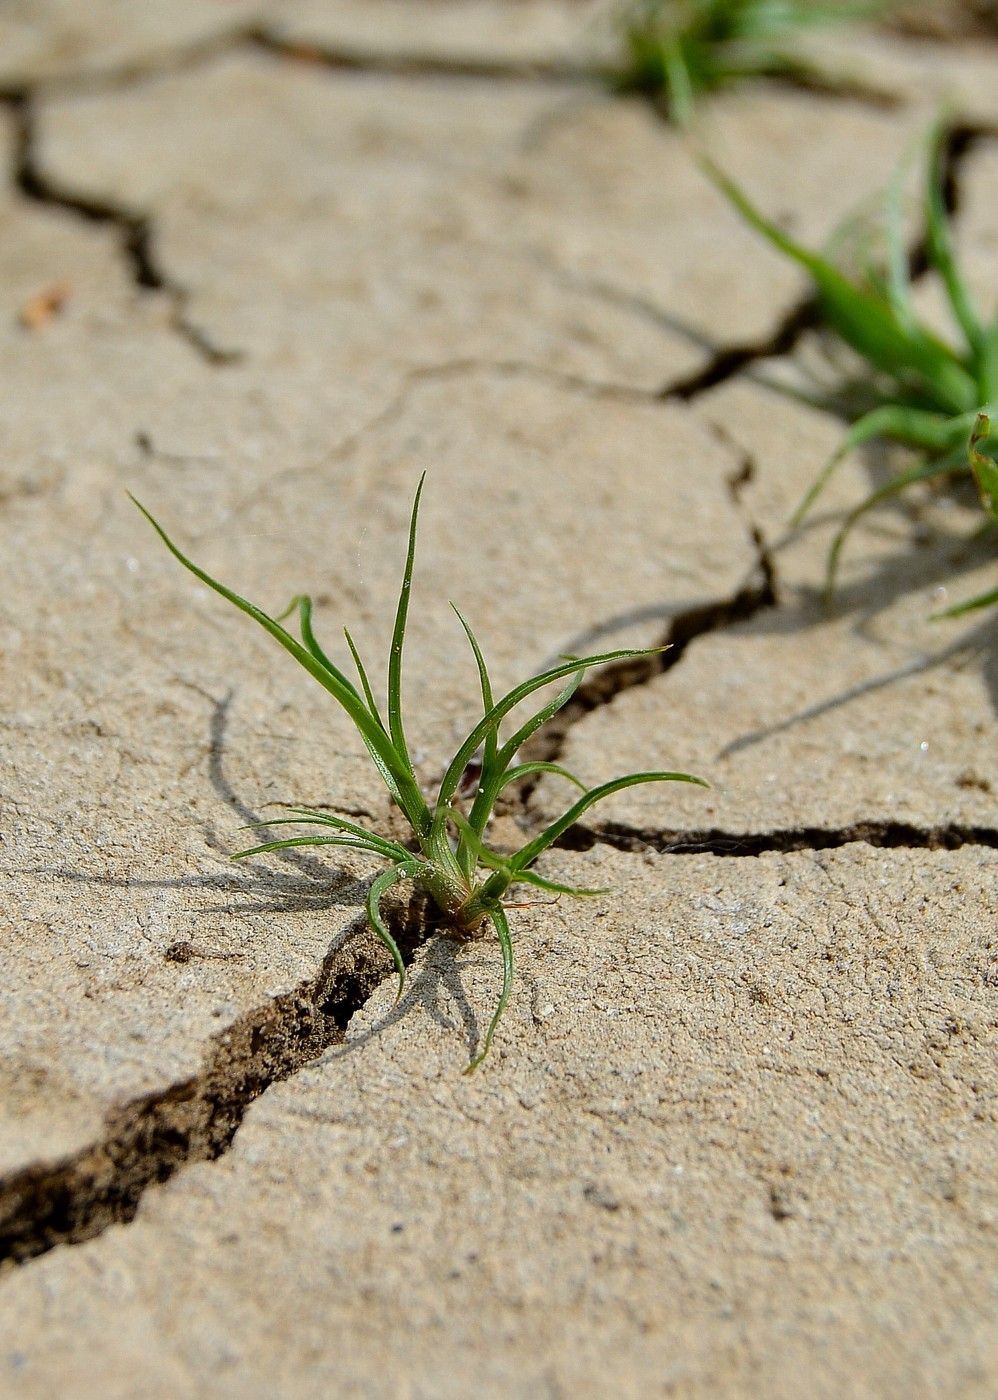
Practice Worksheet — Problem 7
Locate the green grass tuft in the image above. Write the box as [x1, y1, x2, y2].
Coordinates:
[705, 122, 997, 608]
[612, 0, 880, 124]
[133, 480, 707, 1070]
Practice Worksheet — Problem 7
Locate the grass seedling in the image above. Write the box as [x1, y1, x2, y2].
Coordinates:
[612, 0, 880, 125]
[132, 479, 706, 1070]
[705, 122, 998, 601]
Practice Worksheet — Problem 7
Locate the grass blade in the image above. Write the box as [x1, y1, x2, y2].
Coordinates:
[981, 322, 998, 404]
[461, 669, 588, 840]
[435, 645, 667, 818]
[510, 771, 708, 872]
[366, 860, 425, 1002]
[926, 120, 986, 358]
[824, 455, 966, 600]
[451, 605, 497, 774]
[492, 673, 586, 772]
[131, 495, 432, 837]
[446, 810, 607, 895]
[663, 36, 694, 125]
[245, 809, 411, 862]
[494, 761, 588, 795]
[344, 628, 386, 729]
[387, 474, 426, 776]
[507, 867, 609, 898]
[450, 604, 502, 876]
[464, 904, 513, 1073]
[703, 157, 977, 414]
[792, 405, 973, 525]
[296, 595, 348, 683]
[231, 835, 389, 860]
[884, 146, 916, 333]
[932, 585, 998, 619]
[446, 808, 514, 883]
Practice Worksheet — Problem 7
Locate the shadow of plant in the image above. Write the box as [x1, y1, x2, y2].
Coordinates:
[20, 688, 374, 924]
[325, 934, 533, 1067]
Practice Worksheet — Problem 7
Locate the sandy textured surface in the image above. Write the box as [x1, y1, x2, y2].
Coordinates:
[532, 375, 997, 836]
[1, 2, 995, 1396]
[3, 845, 997, 1398]
[803, 25, 998, 125]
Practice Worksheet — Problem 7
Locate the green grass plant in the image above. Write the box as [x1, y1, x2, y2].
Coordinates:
[133, 480, 706, 1070]
[613, 0, 879, 124]
[705, 123, 997, 607]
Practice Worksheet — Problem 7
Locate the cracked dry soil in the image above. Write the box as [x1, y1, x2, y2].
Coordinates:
[0, 4, 995, 1397]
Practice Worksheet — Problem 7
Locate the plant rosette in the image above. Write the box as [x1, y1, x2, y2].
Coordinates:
[133, 479, 707, 1070]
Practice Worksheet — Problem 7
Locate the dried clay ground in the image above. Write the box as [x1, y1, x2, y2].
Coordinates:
[0, 3, 996, 1397]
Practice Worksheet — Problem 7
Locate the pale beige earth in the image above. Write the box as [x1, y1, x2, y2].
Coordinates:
[0, 3, 995, 1398]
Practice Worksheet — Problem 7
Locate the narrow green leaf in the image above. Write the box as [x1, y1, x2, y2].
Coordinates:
[463, 904, 514, 1073]
[824, 454, 966, 600]
[492, 672, 585, 773]
[450, 603, 502, 877]
[509, 771, 708, 873]
[292, 612, 398, 802]
[447, 809, 606, 897]
[387, 473, 426, 777]
[462, 668, 589, 840]
[451, 604, 497, 773]
[344, 628, 386, 729]
[508, 867, 610, 898]
[465, 662, 628, 840]
[293, 594, 349, 684]
[494, 761, 588, 795]
[663, 36, 694, 125]
[884, 147, 915, 333]
[231, 835, 388, 860]
[366, 861, 425, 1002]
[447, 808, 510, 875]
[792, 405, 973, 525]
[130, 496, 432, 837]
[926, 120, 986, 357]
[435, 645, 668, 818]
[242, 809, 411, 862]
[277, 805, 391, 837]
[932, 585, 998, 619]
[981, 321, 998, 403]
[703, 157, 977, 414]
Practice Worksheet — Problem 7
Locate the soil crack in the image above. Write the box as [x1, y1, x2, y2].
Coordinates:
[662, 297, 817, 401]
[513, 534, 778, 804]
[557, 819, 998, 856]
[2, 91, 239, 365]
[0, 895, 433, 1272]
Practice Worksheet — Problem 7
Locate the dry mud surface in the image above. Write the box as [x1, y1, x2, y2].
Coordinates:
[0, 3, 995, 1397]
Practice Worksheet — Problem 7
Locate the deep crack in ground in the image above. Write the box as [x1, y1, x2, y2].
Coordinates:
[0, 896, 433, 1271]
[558, 819, 998, 856]
[513, 528, 778, 800]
